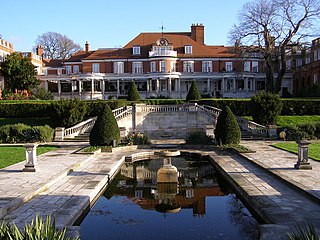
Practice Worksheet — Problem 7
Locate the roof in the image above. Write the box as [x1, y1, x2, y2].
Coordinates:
[64, 50, 94, 62]
[43, 59, 64, 67]
[83, 32, 235, 61]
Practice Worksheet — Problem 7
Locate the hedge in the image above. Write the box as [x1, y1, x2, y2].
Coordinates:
[0, 124, 54, 143]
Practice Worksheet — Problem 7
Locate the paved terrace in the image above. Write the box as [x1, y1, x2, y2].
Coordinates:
[0, 140, 320, 239]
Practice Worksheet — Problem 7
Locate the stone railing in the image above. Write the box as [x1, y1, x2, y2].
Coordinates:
[140, 104, 191, 113]
[54, 117, 97, 141]
[112, 106, 133, 121]
[236, 116, 270, 136]
[196, 104, 221, 119]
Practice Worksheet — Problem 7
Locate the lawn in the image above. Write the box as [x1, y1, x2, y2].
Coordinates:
[272, 141, 320, 161]
[0, 145, 58, 168]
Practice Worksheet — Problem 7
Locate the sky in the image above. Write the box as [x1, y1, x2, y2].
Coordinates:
[1, 0, 250, 52]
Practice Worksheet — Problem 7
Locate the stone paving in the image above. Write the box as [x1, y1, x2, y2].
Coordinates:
[1, 140, 320, 239]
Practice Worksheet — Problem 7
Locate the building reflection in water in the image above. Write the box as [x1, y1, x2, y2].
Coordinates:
[105, 154, 225, 216]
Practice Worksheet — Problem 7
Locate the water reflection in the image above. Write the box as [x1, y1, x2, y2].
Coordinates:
[106, 156, 225, 216]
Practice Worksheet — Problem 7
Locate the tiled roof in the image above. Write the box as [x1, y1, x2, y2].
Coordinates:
[81, 32, 235, 61]
[64, 50, 94, 62]
[43, 59, 64, 67]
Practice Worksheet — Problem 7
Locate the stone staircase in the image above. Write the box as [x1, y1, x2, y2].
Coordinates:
[64, 130, 90, 142]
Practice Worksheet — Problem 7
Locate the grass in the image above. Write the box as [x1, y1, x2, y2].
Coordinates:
[0, 145, 58, 168]
[0, 117, 57, 128]
[272, 141, 320, 161]
[240, 115, 320, 127]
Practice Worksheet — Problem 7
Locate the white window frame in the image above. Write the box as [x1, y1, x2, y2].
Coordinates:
[133, 45, 141, 55]
[184, 45, 192, 54]
[150, 61, 156, 72]
[244, 61, 250, 72]
[132, 62, 143, 74]
[66, 65, 71, 74]
[202, 61, 212, 72]
[114, 61, 124, 74]
[73, 65, 79, 74]
[159, 61, 166, 72]
[225, 62, 233, 72]
[92, 63, 100, 73]
[183, 61, 194, 73]
[252, 61, 259, 72]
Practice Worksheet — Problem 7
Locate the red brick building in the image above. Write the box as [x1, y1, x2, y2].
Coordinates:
[41, 24, 285, 100]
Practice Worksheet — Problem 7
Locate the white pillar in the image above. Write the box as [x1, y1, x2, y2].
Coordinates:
[244, 78, 248, 92]
[233, 78, 236, 93]
[253, 78, 256, 91]
[156, 79, 159, 94]
[117, 79, 120, 97]
[58, 81, 61, 96]
[168, 78, 172, 96]
[207, 79, 210, 93]
[91, 79, 94, 100]
[101, 80, 105, 99]
[44, 80, 48, 91]
[221, 78, 225, 94]
[23, 143, 38, 172]
[78, 80, 82, 98]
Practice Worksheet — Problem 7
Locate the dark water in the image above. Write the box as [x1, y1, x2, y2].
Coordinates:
[79, 156, 259, 240]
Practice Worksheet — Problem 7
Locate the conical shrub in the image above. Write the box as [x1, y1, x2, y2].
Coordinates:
[186, 81, 201, 102]
[127, 81, 141, 101]
[215, 106, 241, 145]
[89, 104, 120, 146]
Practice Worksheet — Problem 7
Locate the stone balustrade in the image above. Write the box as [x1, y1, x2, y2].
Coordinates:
[112, 106, 133, 121]
[236, 116, 270, 137]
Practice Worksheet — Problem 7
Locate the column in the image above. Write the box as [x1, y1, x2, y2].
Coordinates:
[221, 78, 225, 94]
[252, 78, 256, 91]
[44, 80, 48, 91]
[156, 79, 160, 94]
[233, 78, 236, 93]
[168, 78, 172, 96]
[244, 78, 248, 92]
[117, 79, 120, 97]
[78, 80, 82, 99]
[23, 143, 38, 172]
[91, 79, 94, 100]
[58, 80, 61, 96]
[71, 80, 74, 96]
[101, 80, 105, 99]
[207, 79, 210, 94]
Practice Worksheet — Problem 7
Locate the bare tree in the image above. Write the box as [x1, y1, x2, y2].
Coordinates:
[229, 0, 320, 93]
[34, 32, 82, 60]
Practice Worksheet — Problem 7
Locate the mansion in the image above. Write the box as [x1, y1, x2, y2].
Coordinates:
[1, 24, 320, 99]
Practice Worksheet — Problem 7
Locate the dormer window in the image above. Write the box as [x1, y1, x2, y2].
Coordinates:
[185, 45, 192, 54]
[133, 45, 141, 55]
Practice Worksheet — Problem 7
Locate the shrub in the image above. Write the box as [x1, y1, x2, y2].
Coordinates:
[215, 106, 241, 145]
[250, 91, 282, 126]
[0, 124, 54, 143]
[0, 102, 53, 118]
[123, 133, 151, 145]
[89, 104, 120, 146]
[284, 123, 320, 141]
[30, 87, 54, 100]
[186, 81, 201, 102]
[52, 99, 87, 128]
[185, 131, 213, 145]
[127, 82, 141, 101]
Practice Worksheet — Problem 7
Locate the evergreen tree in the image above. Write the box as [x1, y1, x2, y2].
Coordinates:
[89, 104, 120, 146]
[215, 106, 241, 145]
[127, 81, 141, 101]
[1, 52, 39, 92]
[186, 81, 201, 102]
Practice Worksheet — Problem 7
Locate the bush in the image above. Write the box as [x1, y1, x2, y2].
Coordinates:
[186, 81, 201, 102]
[123, 133, 151, 145]
[30, 87, 54, 100]
[0, 102, 53, 118]
[0, 124, 54, 143]
[185, 131, 213, 145]
[215, 106, 241, 145]
[250, 91, 283, 126]
[127, 82, 141, 101]
[89, 104, 120, 146]
[52, 99, 87, 128]
[284, 123, 320, 141]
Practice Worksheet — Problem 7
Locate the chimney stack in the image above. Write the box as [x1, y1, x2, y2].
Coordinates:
[36, 45, 43, 57]
[191, 23, 204, 45]
[85, 41, 90, 52]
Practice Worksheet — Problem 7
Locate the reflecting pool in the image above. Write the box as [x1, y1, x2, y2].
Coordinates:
[79, 154, 259, 239]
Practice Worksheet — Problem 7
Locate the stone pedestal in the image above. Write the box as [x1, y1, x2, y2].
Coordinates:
[294, 140, 312, 170]
[23, 143, 38, 172]
[54, 127, 65, 141]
